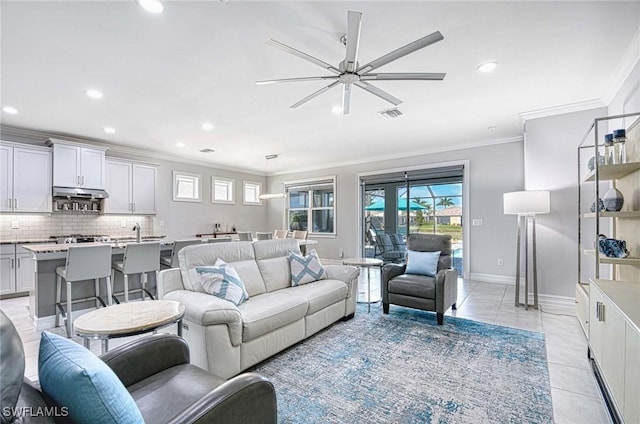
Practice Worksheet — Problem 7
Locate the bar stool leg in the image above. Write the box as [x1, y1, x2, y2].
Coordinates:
[106, 275, 112, 306]
[55, 275, 62, 328]
[141, 273, 147, 301]
[94, 278, 100, 309]
[65, 281, 72, 338]
[123, 274, 129, 303]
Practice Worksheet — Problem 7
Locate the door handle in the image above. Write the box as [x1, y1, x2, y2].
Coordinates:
[8, 198, 11, 209]
[17, 258, 20, 268]
[76, 176, 80, 185]
[10, 258, 14, 269]
[13, 198, 17, 210]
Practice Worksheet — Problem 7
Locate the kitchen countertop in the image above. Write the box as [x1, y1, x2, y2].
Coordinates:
[22, 239, 173, 254]
[0, 235, 167, 245]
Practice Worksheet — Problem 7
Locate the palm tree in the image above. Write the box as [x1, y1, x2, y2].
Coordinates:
[438, 197, 454, 208]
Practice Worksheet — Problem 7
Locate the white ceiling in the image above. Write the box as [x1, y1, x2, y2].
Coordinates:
[2, 1, 639, 174]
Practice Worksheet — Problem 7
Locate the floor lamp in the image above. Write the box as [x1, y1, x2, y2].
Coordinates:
[503, 190, 550, 310]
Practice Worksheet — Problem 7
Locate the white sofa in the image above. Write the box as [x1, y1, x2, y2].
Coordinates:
[158, 239, 360, 379]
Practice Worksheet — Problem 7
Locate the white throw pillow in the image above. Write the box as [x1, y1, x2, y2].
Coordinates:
[196, 259, 249, 305]
[288, 249, 327, 286]
[405, 250, 441, 277]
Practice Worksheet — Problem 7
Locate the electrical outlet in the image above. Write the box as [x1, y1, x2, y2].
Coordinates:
[120, 221, 127, 228]
[472, 219, 483, 226]
[497, 258, 504, 266]
[338, 248, 344, 258]
[11, 221, 19, 229]
[159, 220, 165, 228]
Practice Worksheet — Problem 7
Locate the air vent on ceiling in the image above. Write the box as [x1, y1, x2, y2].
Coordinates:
[379, 108, 403, 118]
[200, 148, 215, 153]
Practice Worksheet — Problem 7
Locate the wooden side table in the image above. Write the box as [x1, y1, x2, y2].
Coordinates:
[342, 257, 383, 313]
[74, 300, 185, 353]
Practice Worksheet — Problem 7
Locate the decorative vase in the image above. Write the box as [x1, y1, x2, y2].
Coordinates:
[587, 154, 605, 171]
[603, 187, 624, 212]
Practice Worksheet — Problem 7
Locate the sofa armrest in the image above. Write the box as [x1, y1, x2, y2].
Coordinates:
[165, 372, 277, 424]
[158, 268, 185, 298]
[435, 268, 458, 314]
[324, 265, 360, 297]
[164, 290, 243, 346]
[381, 263, 407, 302]
[101, 334, 190, 387]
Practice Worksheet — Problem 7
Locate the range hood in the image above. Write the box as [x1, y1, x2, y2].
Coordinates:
[52, 186, 109, 199]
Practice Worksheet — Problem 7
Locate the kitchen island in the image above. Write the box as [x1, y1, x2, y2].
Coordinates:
[21, 240, 173, 329]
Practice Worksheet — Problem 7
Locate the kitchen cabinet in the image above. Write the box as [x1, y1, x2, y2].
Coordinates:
[104, 159, 157, 214]
[0, 244, 34, 295]
[0, 142, 51, 213]
[49, 139, 107, 189]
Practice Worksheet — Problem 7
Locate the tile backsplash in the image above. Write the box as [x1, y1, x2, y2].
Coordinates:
[0, 214, 153, 241]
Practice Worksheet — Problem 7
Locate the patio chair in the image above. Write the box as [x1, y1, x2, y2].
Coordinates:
[375, 233, 405, 263]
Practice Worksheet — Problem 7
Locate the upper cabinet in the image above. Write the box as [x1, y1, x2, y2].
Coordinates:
[48, 139, 107, 189]
[0, 142, 51, 213]
[104, 159, 157, 215]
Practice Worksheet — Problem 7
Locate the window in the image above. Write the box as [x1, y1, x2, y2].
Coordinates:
[286, 177, 335, 235]
[173, 171, 201, 202]
[212, 177, 235, 204]
[243, 181, 262, 205]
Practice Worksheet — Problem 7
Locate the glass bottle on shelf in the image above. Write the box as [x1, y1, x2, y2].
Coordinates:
[613, 129, 626, 164]
[604, 133, 614, 165]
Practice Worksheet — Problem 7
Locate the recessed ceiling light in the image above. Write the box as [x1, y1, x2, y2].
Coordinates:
[488, 126, 497, 131]
[137, 0, 164, 14]
[331, 105, 342, 114]
[201, 122, 214, 131]
[477, 62, 497, 73]
[103, 127, 116, 134]
[85, 89, 103, 99]
[2, 106, 18, 114]
[176, 142, 186, 148]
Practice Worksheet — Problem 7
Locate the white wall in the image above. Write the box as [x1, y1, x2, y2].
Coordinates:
[266, 141, 525, 281]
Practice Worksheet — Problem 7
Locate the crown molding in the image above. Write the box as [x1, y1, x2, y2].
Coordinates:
[0, 125, 266, 176]
[270, 136, 523, 176]
[519, 99, 607, 122]
[602, 28, 640, 106]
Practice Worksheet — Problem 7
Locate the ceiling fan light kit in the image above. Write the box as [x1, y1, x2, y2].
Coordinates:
[258, 10, 446, 115]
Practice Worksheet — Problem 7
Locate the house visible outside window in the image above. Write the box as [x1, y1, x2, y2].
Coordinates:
[173, 171, 202, 202]
[212, 177, 234, 204]
[243, 181, 262, 205]
[286, 177, 335, 235]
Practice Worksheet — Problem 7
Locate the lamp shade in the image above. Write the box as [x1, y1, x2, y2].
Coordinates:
[503, 190, 550, 215]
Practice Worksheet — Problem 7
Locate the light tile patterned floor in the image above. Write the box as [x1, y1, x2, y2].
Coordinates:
[1, 272, 611, 424]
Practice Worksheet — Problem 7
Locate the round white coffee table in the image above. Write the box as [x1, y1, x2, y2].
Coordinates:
[342, 257, 383, 313]
[74, 300, 185, 353]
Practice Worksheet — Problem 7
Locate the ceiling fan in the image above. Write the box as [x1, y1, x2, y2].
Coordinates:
[257, 10, 446, 115]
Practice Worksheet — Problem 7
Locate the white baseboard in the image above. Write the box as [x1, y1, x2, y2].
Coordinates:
[537, 294, 575, 308]
[469, 273, 516, 285]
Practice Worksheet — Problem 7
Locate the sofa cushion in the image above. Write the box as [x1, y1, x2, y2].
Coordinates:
[38, 332, 144, 424]
[388, 274, 436, 299]
[238, 292, 308, 342]
[282, 279, 348, 315]
[254, 239, 300, 292]
[288, 249, 327, 286]
[197, 259, 249, 306]
[178, 242, 266, 296]
[405, 250, 441, 277]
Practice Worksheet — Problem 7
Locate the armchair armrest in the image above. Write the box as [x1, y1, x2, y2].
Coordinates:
[101, 334, 189, 387]
[382, 263, 407, 303]
[435, 268, 458, 314]
[165, 372, 277, 424]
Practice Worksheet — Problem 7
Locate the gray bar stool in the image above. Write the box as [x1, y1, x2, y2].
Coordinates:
[111, 242, 161, 303]
[256, 232, 273, 240]
[237, 232, 253, 241]
[161, 239, 202, 268]
[55, 244, 113, 338]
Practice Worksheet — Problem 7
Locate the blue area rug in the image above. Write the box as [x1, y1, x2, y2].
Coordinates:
[251, 305, 553, 424]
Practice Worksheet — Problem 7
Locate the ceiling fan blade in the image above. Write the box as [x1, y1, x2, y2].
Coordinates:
[360, 72, 446, 81]
[344, 11, 363, 73]
[342, 84, 352, 115]
[354, 81, 403, 106]
[266, 39, 341, 75]
[290, 81, 341, 109]
[356, 31, 444, 74]
[256, 76, 339, 86]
